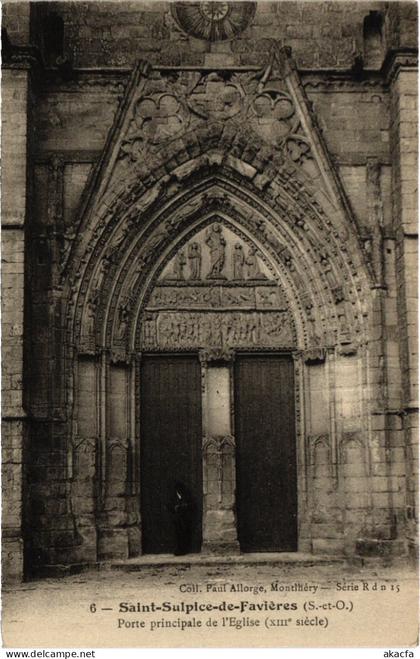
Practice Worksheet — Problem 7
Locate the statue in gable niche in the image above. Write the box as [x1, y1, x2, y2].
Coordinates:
[232, 243, 245, 280]
[173, 250, 187, 280]
[246, 247, 266, 280]
[188, 242, 202, 280]
[205, 224, 226, 279]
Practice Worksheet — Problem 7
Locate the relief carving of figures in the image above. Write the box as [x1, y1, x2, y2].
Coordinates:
[142, 313, 157, 346]
[299, 291, 321, 346]
[245, 247, 266, 280]
[319, 250, 339, 290]
[128, 258, 147, 297]
[59, 227, 76, 272]
[256, 288, 283, 308]
[238, 312, 259, 344]
[188, 242, 202, 280]
[260, 312, 289, 341]
[232, 243, 245, 280]
[337, 300, 352, 344]
[143, 220, 175, 256]
[149, 286, 221, 309]
[116, 300, 131, 341]
[279, 246, 295, 271]
[302, 295, 315, 322]
[260, 223, 283, 254]
[85, 292, 99, 337]
[173, 250, 186, 280]
[205, 224, 226, 279]
[221, 288, 254, 307]
[142, 311, 296, 350]
[151, 288, 180, 307]
[93, 254, 112, 292]
[107, 220, 133, 262]
[209, 314, 223, 345]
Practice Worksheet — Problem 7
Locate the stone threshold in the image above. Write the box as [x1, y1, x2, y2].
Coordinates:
[29, 553, 347, 580]
[108, 552, 346, 571]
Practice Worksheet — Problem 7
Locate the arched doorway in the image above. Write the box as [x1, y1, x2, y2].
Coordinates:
[60, 49, 375, 565]
[135, 217, 299, 553]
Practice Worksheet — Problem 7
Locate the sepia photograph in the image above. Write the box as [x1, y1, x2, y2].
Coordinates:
[1, 0, 418, 651]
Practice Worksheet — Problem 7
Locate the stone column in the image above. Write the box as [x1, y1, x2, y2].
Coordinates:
[200, 349, 240, 554]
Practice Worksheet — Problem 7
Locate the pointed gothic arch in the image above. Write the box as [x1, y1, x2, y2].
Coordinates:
[69, 161, 371, 359]
[55, 46, 384, 562]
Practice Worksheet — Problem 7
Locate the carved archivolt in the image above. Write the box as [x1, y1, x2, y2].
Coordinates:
[71, 170, 368, 359]
[63, 48, 373, 365]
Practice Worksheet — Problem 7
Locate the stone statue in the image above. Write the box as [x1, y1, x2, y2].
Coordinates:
[232, 243, 245, 280]
[85, 292, 99, 337]
[173, 250, 186, 280]
[93, 254, 111, 292]
[245, 247, 266, 280]
[188, 242, 202, 280]
[116, 301, 131, 340]
[205, 224, 226, 279]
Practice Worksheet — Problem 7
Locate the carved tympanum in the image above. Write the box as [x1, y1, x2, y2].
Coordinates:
[141, 310, 295, 350]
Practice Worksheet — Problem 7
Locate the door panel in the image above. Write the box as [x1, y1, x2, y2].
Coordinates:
[234, 354, 297, 552]
[140, 355, 202, 553]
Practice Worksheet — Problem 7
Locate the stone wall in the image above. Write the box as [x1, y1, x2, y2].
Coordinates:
[32, 1, 393, 69]
[2, 66, 31, 582]
[1, 0, 418, 581]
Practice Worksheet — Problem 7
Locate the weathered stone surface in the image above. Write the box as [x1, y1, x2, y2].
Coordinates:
[1, 1, 417, 583]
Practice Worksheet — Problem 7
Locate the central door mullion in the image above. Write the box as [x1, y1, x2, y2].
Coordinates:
[200, 351, 240, 554]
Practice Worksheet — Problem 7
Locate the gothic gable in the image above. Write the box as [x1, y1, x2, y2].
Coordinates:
[70, 45, 364, 256]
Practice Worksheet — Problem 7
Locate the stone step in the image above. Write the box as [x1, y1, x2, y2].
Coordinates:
[34, 553, 348, 579]
[106, 552, 347, 571]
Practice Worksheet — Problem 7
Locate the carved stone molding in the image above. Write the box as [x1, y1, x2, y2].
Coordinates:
[199, 348, 235, 364]
[78, 344, 100, 358]
[384, 49, 418, 86]
[307, 433, 330, 466]
[366, 157, 385, 288]
[303, 348, 326, 364]
[337, 343, 358, 357]
[203, 434, 235, 449]
[109, 348, 130, 365]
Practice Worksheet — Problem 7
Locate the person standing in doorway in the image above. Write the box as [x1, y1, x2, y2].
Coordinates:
[170, 481, 193, 556]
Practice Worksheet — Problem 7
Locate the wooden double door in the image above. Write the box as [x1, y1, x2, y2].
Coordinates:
[140, 353, 297, 554]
